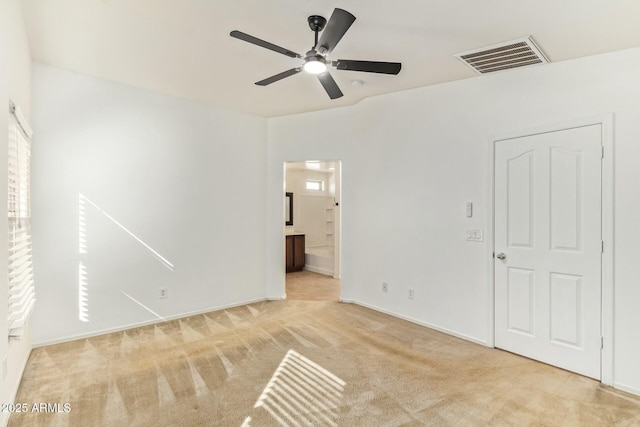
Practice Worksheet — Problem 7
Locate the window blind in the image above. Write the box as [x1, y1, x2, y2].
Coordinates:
[8, 102, 35, 339]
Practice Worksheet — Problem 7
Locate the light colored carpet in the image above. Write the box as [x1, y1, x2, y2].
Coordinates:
[286, 270, 340, 301]
[10, 299, 640, 426]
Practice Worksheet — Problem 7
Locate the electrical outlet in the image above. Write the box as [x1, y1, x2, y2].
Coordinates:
[382, 282, 388, 293]
[408, 289, 415, 299]
[159, 288, 168, 299]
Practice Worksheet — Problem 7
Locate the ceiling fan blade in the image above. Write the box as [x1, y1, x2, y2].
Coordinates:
[333, 59, 402, 75]
[230, 30, 302, 58]
[316, 8, 356, 55]
[255, 68, 302, 86]
[317, 72, 343, 99]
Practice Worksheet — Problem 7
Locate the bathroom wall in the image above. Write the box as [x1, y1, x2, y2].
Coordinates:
[285, 166, 334, 247]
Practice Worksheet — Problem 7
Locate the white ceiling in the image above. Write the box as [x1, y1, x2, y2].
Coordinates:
[21, 0, 640, 118]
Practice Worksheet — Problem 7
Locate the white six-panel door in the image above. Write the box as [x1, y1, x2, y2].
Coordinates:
[494, 124, 602, 379]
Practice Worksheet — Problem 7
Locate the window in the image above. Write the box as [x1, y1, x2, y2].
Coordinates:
[8, 102, 35, 339]
[306, 179, 324, 191]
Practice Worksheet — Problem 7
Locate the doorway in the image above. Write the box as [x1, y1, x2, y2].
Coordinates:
[491, 117, 614, 383]
[283, 160, 341, 301]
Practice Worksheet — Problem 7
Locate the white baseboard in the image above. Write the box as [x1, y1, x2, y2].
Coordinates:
[352, 300, 488, 346]
[339, 299, 355, 304]
[613, 381, 640, 397]
[351, 302, 640, 397]
[32, 297, 268, 348]
[267, 296, 286, 301]
[303, 265, 334, 276]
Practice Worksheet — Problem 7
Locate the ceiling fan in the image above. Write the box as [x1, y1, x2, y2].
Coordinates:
[230, 8, 401, 100]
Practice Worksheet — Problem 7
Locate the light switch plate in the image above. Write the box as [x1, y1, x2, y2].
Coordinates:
[466, 229, 484, 242]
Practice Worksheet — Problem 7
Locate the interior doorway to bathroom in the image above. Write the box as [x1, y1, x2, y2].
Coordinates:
[283, 160, 341, 301]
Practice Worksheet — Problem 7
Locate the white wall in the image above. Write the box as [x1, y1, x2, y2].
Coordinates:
[267, 48, 640, 394]
[1, 1, 33, 425]
[31, 64, 267, 345]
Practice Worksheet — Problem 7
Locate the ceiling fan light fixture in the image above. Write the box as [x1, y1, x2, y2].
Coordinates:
[303, 57, 327, 74]
[230, 8, 401, 100]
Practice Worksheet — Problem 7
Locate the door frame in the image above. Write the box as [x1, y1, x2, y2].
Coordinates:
[281, 160, 343, 297]
[486, 114, 614, 385]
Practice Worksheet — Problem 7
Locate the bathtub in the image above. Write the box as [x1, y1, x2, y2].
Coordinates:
[304, 245, 334, 276]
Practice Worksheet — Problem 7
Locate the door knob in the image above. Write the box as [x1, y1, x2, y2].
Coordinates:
[496, 252, 506, 260]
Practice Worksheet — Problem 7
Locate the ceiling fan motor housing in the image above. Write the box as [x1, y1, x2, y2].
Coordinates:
[308, 15, 327, 32]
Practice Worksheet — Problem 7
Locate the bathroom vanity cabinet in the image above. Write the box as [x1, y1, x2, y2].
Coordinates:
[286, 234, 305, 272]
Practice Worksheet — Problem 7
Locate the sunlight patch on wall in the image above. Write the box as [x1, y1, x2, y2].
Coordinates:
[78, 262, 89, 322]
[120, 291, 166, 321]
[79, 195, 87, 254]
[77, 192, 176, 323]
[78, 193, 174, 271]
[243, 349, 346, 426]
[78, 194, 89, 322]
